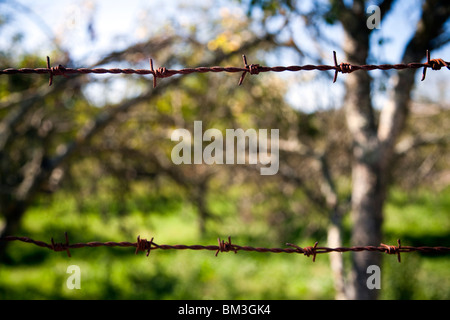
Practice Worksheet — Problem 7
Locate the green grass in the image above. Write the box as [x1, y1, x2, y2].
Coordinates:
[379, 186, 450, 300]
[0, 187, 449, 299]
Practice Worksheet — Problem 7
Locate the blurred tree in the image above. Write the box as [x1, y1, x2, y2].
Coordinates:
[0, 5, 281, 258]
[0, 0, 449, 301]
[243, 0, 450, 299]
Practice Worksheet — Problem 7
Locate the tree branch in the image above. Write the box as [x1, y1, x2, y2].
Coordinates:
[394, 133, 450, 158]
[378, 0, 450, 166]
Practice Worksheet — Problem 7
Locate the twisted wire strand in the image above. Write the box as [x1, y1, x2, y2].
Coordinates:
[1, 50, 448, 86]
[2, 234, 449, 263]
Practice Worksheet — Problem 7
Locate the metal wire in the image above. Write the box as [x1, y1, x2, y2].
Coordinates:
[0, 50, 448, 87]
[1, 234, 449, 263]
[1, 49, 449, 264]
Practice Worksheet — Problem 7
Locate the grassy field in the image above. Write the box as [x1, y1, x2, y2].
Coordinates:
[0, 186, 449, 300]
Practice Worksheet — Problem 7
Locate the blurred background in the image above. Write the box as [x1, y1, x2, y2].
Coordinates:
[0, 0, 449, 300]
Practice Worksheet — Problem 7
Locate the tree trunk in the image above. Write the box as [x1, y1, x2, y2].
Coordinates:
[0, 201, 28, 261]
[348, 161, 386, 299]
[327, 209, 347, 300]
[341, 0, 449, 299]
[339, 22, 385, 298]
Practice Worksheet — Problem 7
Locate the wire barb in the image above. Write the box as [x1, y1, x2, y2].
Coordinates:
[333, 51, 354, 83]
[422, 50, 449, 81]
[50, 232, 71, 257]
[303, 242, 319, 262]
[149, 58, 172, 88]
[381, 239, 402, 263]
[216, 236, 237, 256]
[135, 235, 154, 256]
[1, 234, 450, 261]
[1, 51, 448, 86]
[46, 56, 68, 86]
[238, 55, 261, 86]
[286, 242, 319, 262]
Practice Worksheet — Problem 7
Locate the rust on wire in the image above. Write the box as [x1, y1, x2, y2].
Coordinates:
[2, 234, 450, 263]
[286, 242, 319, 262]
[238, 55, 261, 86]
[50, 232, 71, 257]
[149, 58, 172, 88]
[216, 236, 238, 256]
[46, 56, 69, 86]
[135, 235, 155, 256]
[381, 239, 402, 263]
[422, 50, 449, 81]
[333, 51, 354, 83]
[1, 50, 448, 87]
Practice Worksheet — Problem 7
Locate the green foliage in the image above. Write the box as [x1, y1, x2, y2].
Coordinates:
[1, 0, 449, 301]
[0, 187, 449, 299]
[0, 191, 334, 299]
[242, 0, 297, 16]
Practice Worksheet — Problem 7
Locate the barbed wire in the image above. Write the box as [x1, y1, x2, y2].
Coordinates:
[1, 233, 449, 263]
[0, 50, 448, 87]
[1, 49, 449, 264]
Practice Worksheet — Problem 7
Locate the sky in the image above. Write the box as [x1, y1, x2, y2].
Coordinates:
[0, 0, 449, 111]
[0, 0, 207, 61]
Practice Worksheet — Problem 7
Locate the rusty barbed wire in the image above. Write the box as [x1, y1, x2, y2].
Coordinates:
[1, 234, 449, 263]
[0, 50, 448, 87]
